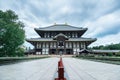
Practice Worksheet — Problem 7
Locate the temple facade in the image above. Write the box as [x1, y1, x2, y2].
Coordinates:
[26, 24, 96, 55]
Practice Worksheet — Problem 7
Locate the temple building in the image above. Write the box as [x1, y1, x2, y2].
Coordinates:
[26, 24, 96, 55]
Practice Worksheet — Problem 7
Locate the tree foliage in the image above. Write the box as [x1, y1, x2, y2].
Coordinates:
[91, 43, 120, 50]
[0, 10, 25, 57]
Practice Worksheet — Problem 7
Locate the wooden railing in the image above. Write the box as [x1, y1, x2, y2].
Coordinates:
[55, 57, 66, 80]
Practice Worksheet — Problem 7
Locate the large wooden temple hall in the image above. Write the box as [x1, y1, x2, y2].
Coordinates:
[26, 24, 96, 55]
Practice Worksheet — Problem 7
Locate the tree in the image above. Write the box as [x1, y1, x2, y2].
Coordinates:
[91, 43, 120, 50]
[0, 10, 25, 57]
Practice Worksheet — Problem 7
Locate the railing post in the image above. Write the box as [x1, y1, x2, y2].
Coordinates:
[55, 58, 66, 80]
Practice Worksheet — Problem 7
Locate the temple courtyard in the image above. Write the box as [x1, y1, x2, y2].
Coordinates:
[0, 57, 120, 80]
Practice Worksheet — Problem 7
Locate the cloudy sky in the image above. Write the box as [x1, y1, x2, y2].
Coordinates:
[0, 0, 120, 47]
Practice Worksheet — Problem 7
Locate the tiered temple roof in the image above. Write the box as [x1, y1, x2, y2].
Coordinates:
[34, 24, 87, 37]
[35, 24, 87, 31]
[26, 24, 96, 46]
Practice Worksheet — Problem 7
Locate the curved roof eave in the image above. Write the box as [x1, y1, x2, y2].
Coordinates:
[34, 24, 88, 31]
[26, 38, 97, 42]
[34, 28, 87, 31]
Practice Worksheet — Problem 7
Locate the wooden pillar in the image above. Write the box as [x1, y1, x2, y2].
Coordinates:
[49, 32, 51, 38]
[79, 42, 81, 50]
[83, 42, 86, 49]
[85, 42, 87, 49]
[34, 42, 37, 55]
[41, 42, 43, 55]
[64, 41, 66, 54]
[72, 42, 73, 54]
[48, 42, 50, 55]
[56, 41, 58, 55]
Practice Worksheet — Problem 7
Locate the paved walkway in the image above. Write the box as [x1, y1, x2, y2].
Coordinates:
[0, 57, 120, 80]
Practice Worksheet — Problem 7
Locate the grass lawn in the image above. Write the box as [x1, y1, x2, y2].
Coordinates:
[0, 55, 49, 65]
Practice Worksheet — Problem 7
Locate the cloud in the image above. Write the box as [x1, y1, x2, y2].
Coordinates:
[84, 9, 120, 38]
[0, 0, 120, 47]
[90, 32, 120, 47]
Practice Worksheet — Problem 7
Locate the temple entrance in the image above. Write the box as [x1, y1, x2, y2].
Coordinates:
[53, 33, 68, 55]
[66, 49, 73, 54]
[49, 49, 56, 54]
[58, 49, 64, 55]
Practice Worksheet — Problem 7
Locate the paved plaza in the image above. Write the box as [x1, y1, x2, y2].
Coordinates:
[0, 57, 120, 80]
[63, 58, 120, 80]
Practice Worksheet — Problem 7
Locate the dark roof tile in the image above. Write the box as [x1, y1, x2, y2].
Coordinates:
[35, 24, 87, 31]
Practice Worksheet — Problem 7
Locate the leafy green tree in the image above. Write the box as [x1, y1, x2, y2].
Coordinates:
[0, 10, 25, 57]
[91, 43, 120, 50]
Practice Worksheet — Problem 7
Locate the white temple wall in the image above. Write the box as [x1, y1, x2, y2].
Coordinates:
[53, 42, 56, 48]
[36, 52, 41, 55]
[73, 48, 77, 54]
[35, 41, 86, 54]
[50, 42, 53, 48]
[42, 48, 49, 54]
[69, 42, 72, 48]
[66, 42, 68, 48]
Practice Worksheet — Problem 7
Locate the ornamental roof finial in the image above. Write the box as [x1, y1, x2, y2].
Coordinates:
[65, 22, 68, 25]
[54, 23, 56, 25]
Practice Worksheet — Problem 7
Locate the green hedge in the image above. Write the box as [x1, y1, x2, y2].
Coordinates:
[77, 56, 120, 61]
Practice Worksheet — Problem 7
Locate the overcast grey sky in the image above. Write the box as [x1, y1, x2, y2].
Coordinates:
[0, 0, 120, 47]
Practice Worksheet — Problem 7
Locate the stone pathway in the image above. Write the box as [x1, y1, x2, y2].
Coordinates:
[0, 57, 120, 80]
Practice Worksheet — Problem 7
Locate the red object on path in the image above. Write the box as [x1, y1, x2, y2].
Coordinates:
[55, 57, 66, 80]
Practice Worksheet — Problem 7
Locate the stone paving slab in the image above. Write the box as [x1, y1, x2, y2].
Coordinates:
[0, 58, 59, 80]
[0, 57, 120, 80]
[63, 58, 120, 80]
